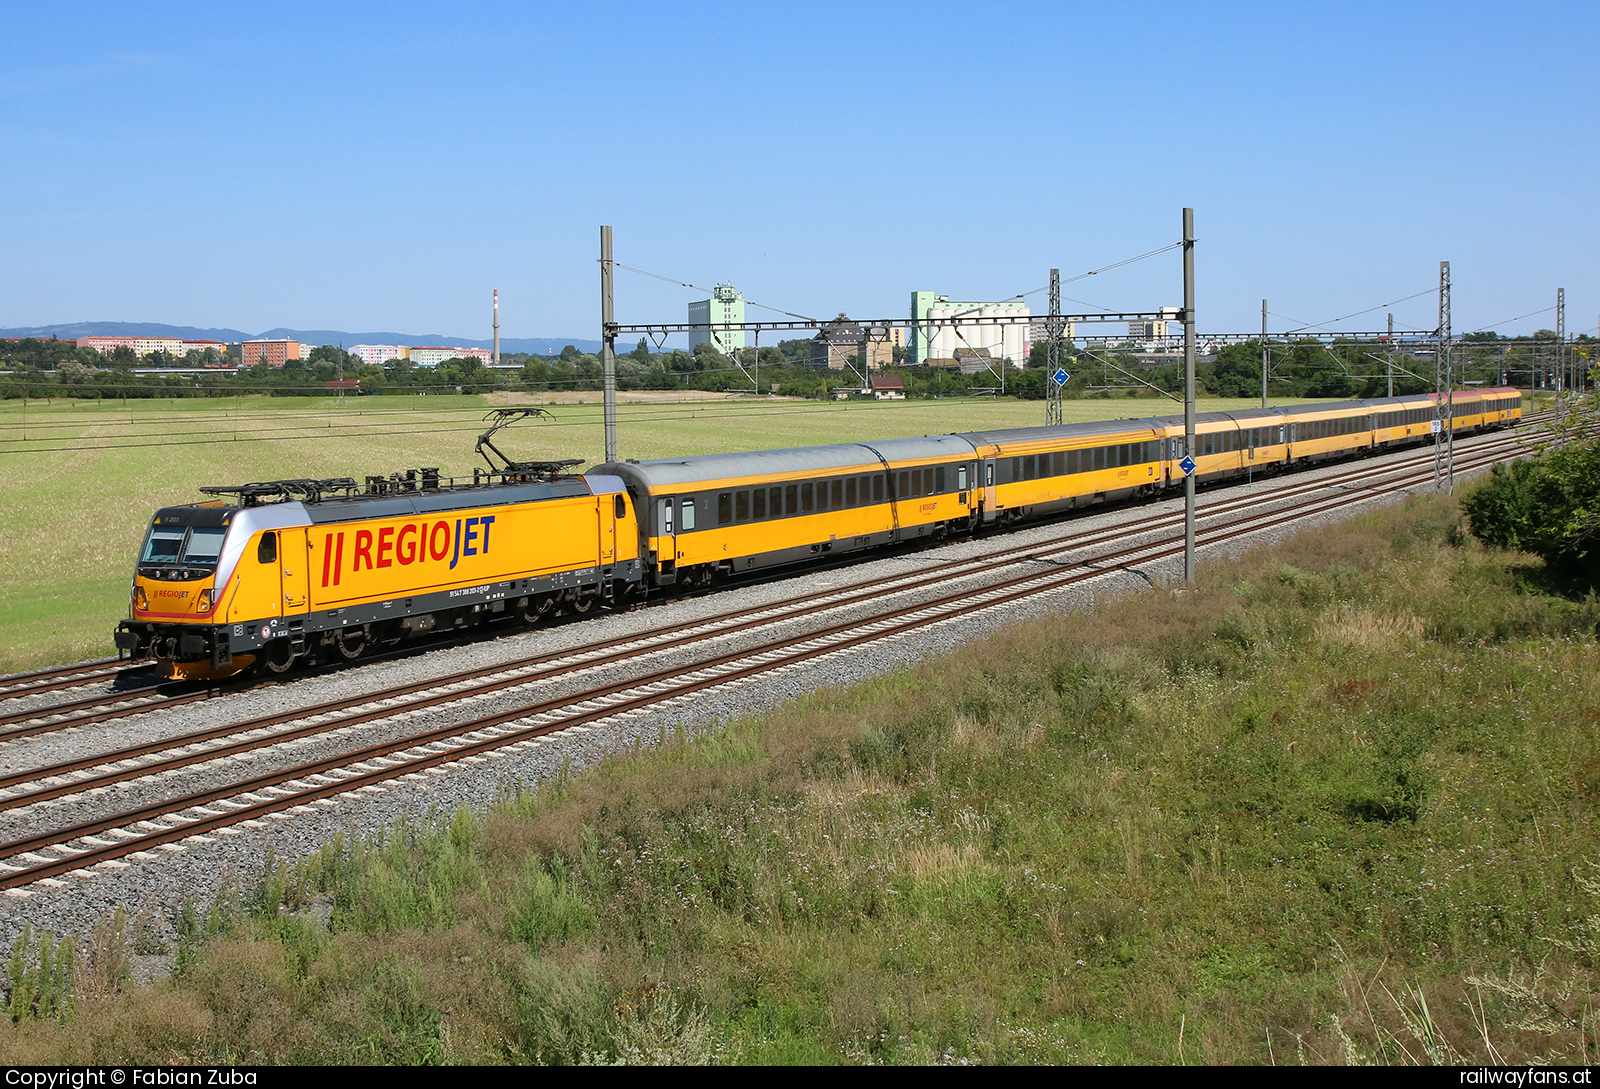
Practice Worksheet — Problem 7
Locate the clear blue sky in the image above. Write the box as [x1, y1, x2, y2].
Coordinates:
[2, 1, 1595, 343]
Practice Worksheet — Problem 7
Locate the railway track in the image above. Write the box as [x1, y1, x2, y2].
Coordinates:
[0, 659, 149, 702]
[0, 422, 1542, 892]
[0, 409, 1558, 710]
[0, 421, 1544, 745]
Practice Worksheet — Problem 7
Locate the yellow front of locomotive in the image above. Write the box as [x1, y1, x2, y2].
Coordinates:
[116, 505, 254, 681]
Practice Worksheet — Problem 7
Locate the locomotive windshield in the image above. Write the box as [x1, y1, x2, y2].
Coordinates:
[138, 524, 229, 572]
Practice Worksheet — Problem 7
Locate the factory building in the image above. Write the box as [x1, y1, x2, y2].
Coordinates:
[909, 292, 1030, 367]
[688, 283, 745, 355]
[810, 314, 864, 369]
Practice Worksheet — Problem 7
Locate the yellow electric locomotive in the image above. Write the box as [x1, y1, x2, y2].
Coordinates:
[117, 411, 642, 681]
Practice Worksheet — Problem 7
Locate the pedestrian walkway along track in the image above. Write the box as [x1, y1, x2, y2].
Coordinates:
[0, 425, 1539, 892]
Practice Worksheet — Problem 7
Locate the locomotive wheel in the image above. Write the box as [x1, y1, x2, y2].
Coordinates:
[335, 626, 367, 660]
[263, 639, 296, 674]
[569, 592, 594, 614]
[522, 595, 556, 625]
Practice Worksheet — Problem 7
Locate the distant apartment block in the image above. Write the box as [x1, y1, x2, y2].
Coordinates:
[76, 336, 183, 355]
[74, 337, 233, 362]
[909, 293, 1031, 366]
[242, 340, 303, 368]
[1127, 319, 1169, 340]
[408, 346, 491, 367]
[349, 344, 401, 367]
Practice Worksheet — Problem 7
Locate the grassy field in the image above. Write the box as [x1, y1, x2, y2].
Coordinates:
[0, 391, 1326, 672]
[0, 493, 1594, 1064]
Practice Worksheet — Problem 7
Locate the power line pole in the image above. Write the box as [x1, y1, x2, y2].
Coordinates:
[1434, 260, 1452, 493]
[1046, 268, 1063, 426]
[600, 225, 617, 464]
[1556, 287, 1565, 399]
[493, 288, 501, 367]
[1183, 207, 1197, 586]
[1386, 312, 1394, 397]
[1260, 299, 1268, 409]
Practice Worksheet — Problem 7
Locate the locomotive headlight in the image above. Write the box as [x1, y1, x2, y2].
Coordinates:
[197, 589, 213, 613]
[134, 587, 148, 612]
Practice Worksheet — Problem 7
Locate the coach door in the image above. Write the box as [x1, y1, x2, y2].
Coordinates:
[280, 529, 309, 612]
[658, 497, 677, 569]
[981, 459, 998, 523]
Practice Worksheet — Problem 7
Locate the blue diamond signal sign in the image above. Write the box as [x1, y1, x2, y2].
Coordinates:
[1180, 455, 1197, 476]
[1051, 368, 1070, 387]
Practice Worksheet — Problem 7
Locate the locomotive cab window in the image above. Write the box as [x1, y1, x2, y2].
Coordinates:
[142, 527, 186, 563]
[183, 527, 226, 565]
[257, 532, 277, 564]
[615, 495, 627, 520]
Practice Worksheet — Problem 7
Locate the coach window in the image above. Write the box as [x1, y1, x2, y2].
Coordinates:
[801, 483, 814, 513]
[718, 492, 733, 526]
[816, 481, 829, 511]
[257, 532, 277, 564]
[736, 490, 750, 521]
[898, 471, 909, 498]
[874, 475, 886, 503]
[1066, 449, 1079, 474]
[936, 466, 947, 493]
[784, 485, 798, 516]
[752, 488, 767, 519]
[770, 486, 783, 517]
[845, 478, 857, 507]
[831, 479, 843, 508]
[1090, 447, 1103, 471]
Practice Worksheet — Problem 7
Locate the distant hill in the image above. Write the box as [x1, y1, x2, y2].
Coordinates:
[0, 321, 603, 356]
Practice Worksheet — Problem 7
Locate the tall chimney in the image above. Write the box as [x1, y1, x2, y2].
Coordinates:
[493, 289, 500, 366]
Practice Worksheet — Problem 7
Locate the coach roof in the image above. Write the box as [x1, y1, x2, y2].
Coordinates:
[592, 438, 978, 490]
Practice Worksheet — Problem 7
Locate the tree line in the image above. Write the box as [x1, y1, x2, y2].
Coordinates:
[1, 332, 1590, 403]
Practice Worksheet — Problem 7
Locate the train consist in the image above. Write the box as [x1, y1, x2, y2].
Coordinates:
[116, 389, 1521, 681]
